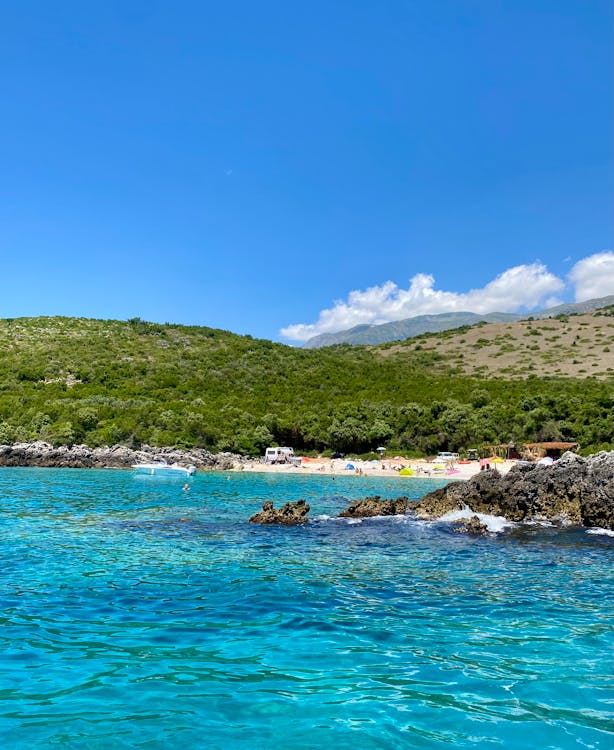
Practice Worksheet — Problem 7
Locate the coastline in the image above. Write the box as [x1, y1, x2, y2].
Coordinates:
[0, 441, 515, 479]
[238, 456, 515, 480]
[0, 441, 242, 471]
[1, 440, 611, 529]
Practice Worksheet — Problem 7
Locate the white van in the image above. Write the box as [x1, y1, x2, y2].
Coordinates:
[434, 451, 459, 463]
[264, 447, 295, 464]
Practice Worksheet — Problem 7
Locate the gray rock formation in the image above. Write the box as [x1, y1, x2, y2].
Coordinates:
[417, 451, 614, 529]
[452, 515, 489, 536]
[338, 495, 410, 518]
[0, 441, 248, 471]
[249, 499, 310, 525]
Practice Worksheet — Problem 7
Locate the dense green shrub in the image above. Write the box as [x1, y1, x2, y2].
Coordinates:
[0, 316, 611, 455]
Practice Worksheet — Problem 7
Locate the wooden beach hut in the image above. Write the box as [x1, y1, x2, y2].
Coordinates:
[522, 441, 579, 460]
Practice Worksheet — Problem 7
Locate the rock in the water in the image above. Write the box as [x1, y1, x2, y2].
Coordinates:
[249, 499, 310, 525]
[452, 515, 489, 536]
[339, 495, 409, 518]
[417, 451, 614, 529]
[414, 486, 468, 519]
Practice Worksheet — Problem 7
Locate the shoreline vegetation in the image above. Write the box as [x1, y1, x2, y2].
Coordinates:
[0, 315, 612, 457]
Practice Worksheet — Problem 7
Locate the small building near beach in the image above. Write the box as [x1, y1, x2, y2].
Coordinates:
[522, 441, 579, 460]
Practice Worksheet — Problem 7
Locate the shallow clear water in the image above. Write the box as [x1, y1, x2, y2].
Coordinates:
[0, 468, 612, 749]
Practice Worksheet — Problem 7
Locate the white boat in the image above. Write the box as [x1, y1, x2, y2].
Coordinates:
[132, 460, 196, 477]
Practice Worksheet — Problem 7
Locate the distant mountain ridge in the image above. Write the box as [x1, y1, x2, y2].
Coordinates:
[303, 296, 614, 348]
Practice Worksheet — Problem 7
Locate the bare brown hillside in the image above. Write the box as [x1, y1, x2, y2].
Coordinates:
[377, 310, 614, 379]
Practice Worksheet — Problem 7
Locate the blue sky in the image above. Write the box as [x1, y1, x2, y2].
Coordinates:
[0, 1, 611, 343]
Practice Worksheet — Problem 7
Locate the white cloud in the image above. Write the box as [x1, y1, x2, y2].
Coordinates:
[568, 251, 614, 302]
[281, 262, 565, 342]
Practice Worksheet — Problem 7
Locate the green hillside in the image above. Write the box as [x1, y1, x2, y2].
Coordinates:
[0, 316, 612, 456]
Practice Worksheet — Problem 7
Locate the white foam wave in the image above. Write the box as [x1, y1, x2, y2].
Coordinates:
[438, 508, 514, 534]
[315, 514, 410, 524]
[586, 527, 614, 537]
[316, 515, 364, 525]
[343, 513, 406, 523]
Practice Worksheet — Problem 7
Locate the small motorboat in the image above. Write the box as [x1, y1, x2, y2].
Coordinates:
[132, 460, 196, 477]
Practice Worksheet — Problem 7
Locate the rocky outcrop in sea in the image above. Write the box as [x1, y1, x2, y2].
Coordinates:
[416, 451, 614, 530]
[452, 516, 490, 536]
[0, 441, 248, 471]
[338, 495, 410, 518]
[249, 500, 310, 525]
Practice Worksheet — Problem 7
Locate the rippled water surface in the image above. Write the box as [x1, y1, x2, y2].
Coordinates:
[0, 468, 612, 749]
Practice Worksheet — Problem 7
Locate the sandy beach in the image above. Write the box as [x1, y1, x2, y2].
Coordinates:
[238, 456, 516, 480]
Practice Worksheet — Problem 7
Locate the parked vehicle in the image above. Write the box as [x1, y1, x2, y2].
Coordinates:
[264, 447, 295, 464]
[433, 452, 459, 463]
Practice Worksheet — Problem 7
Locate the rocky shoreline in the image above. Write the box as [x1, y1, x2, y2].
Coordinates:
[248, 451, 614, 531]
[415, 451, 614, 530]
[338, 495, 410, 518]
[0, 441, 248, 471]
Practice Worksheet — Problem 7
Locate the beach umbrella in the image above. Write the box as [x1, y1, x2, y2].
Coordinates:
[491, 457, 504, 463]
[345, 463, 355, 470]
[399, 467, 414, 476]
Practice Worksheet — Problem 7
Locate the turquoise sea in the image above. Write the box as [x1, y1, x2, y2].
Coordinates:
[0, 468, 612, 749]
